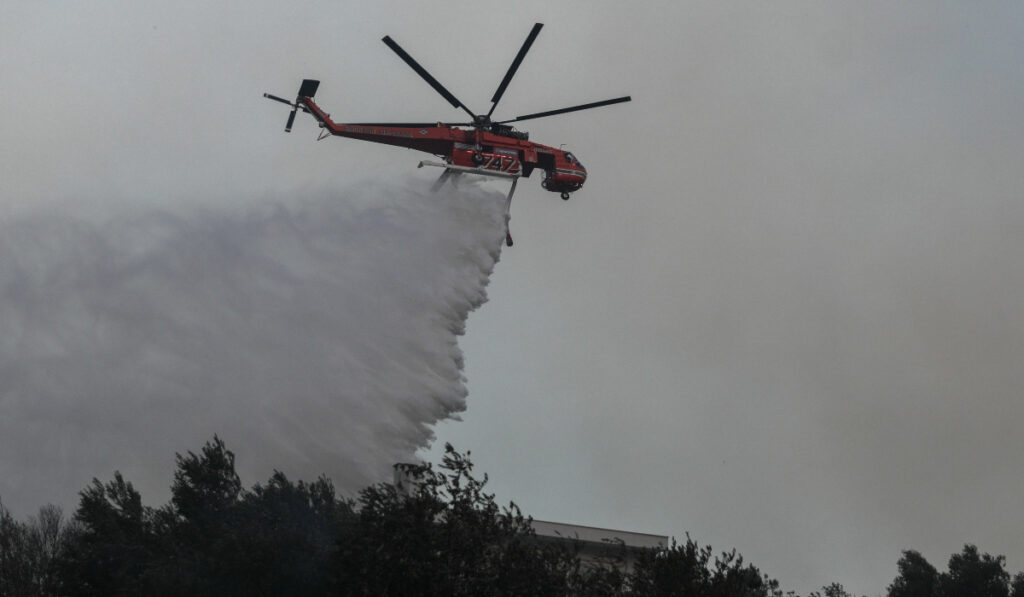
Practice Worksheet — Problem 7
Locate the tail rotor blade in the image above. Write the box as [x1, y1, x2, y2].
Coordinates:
[264, 92, 310, 114]
[264, 93, 294, 106]
[285, 108, 298, 133]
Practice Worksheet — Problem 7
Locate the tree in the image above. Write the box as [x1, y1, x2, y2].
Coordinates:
[170, 435, 242, 526]
[60, 436, 353, 596]
[60, 471, 156, 596]
[156, 436, 248, 596]
[888, 550, 939, 597]
[629, 535, 781, 597]
[15, 437, 810, 595]
[0, 499, 32, 595]
[332, 443, 579, 596]
[154, 436, 353, 596]
[810, 582, 855, 597]
[230, 471, 352, 596]
[1010, 572, 1024, 597]
[939, 544, 1010, 597]
[18, 505, 76, 596]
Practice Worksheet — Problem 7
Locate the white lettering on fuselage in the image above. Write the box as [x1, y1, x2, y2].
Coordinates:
[346, 126, 415, 138]
[483, 154, 521, 174]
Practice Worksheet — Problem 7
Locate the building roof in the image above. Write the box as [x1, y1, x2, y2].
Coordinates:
[531, 519, 668, 550]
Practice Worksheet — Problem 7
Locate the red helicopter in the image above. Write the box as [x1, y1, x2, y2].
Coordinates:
[264, 23, 630, 246]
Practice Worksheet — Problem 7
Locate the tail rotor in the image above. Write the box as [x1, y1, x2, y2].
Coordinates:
[263, 79, 320, 132]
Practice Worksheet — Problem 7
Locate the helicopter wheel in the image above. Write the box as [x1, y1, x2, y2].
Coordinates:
[561, 192, 570, 201]
[471, 152, 484, 166]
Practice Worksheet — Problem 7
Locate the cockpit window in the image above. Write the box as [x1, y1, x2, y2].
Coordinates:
[564, 152, 582, 167]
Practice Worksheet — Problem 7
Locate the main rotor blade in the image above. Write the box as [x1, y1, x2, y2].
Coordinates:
[381, 35, 477, 120]
[497, 95, 630, 123]
[486, 23, 543, 119]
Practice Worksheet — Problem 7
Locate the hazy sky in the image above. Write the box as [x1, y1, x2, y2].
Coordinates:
[4, 2, 1024, 594]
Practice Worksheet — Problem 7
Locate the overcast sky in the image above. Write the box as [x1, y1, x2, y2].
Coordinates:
[3, 2, 1024, 594]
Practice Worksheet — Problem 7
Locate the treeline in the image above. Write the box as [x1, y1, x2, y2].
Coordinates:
[0, 438, 1020, 596]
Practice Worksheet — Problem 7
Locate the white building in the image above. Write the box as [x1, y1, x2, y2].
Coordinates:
[531, 519, 669, 574]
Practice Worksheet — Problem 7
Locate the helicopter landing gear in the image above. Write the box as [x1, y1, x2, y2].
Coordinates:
[561, 192, 570, 201]
[471, 152, 485, 166]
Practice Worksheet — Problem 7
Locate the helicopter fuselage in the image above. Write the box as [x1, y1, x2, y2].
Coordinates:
[265, 22, 627, 246]
[299, 97, 587, 196]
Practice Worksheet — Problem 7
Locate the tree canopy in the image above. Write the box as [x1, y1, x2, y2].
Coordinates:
[886, 544, 1024, 597]
[2, 436, 1023, 596]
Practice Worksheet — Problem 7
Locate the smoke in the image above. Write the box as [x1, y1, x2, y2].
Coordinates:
[0, 178, 507, 514]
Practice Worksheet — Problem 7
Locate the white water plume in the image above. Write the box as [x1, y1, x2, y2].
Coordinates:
[0, 178, 507, 514]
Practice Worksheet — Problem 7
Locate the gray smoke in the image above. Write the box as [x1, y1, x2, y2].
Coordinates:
[0, 178, 507, 514]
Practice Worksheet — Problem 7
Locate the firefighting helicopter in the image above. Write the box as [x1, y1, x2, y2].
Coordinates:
[264, 22, 630, 246]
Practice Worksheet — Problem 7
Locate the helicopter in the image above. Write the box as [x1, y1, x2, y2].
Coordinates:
[264, 22, 630, 246]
